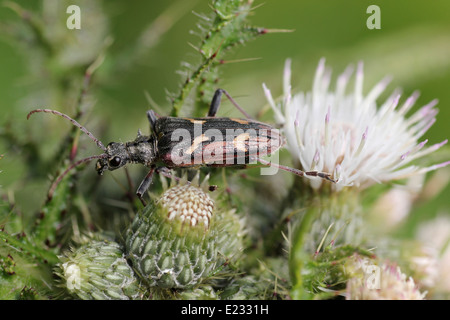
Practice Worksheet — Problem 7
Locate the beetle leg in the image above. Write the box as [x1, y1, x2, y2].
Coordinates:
[154, 167, 178, 181]
[256, 157, 336, 183]
[147, 110, 158, 133]
[136, 166, 156, 206]
[207, 89, 223, 117]
[208, 89, 252, 119]
[136, 166, 180, 206]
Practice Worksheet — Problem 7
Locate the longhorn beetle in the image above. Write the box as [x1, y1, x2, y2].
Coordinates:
[27, 89, 335, 205]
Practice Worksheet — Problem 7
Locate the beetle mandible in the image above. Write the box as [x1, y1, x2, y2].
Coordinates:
[27, 89, 335, 205]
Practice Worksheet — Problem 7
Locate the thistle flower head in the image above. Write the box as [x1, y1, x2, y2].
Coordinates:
[264, 58, 449, 191]
[416, 214, 450, 294]
[345, 256, 426, 300]
[158, 173, 214, 228]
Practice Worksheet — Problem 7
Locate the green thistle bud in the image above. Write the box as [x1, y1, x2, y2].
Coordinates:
[126, 174, 245, 289]
[289, 188, 365, 299]
[220, 275, 267, 300]
[305, 190, 364, 254]
[221, 257, 291, 300]
[177, 285, 219, 300]
[56, 238, 144, 300]
[214, 207, 246, 266]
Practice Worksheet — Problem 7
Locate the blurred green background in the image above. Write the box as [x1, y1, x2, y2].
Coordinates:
[0, 0, 449, 232]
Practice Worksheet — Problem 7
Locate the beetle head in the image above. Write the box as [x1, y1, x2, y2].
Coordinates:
[96, 142, 129, 175]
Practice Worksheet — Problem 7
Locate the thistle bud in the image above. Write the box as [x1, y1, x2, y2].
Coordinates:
[56, 238, 144, 300]
[126, 174, 245, 289]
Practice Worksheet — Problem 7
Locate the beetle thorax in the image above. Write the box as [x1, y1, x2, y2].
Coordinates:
[125, 135, 157, 166]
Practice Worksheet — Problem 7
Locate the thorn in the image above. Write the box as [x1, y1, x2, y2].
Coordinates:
[260, 28, 295, 34]
[187, 41, 203, 54]
[218, 57, 262, 64]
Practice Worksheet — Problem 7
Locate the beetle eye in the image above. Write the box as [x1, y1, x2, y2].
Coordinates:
[109, 156, 121, 167]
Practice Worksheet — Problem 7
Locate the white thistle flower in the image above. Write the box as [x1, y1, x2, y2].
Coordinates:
[416, 215, 450, 293]
[346, 261, 426, 300]
[263, 58, 449, 191]
[62, 262, 81, 292]
[409, 246, 439, 289]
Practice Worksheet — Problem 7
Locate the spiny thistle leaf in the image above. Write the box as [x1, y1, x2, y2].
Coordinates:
[0, 253, 50, 300]
[32, 173, 72, 252]
[171, 0, 282, 117]
[0, 199, 58, 265]
[0, 200, 56, 299]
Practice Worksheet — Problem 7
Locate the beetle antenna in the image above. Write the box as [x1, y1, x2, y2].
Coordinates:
[220, 89, 253, 119]
[27, 109, 107, 151]
[47, 154, 107, 199]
